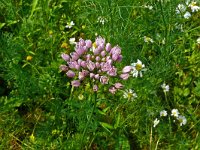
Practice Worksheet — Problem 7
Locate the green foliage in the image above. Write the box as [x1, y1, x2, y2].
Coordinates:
[0, 0, 200, 149]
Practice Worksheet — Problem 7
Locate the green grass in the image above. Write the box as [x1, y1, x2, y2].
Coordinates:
[0, 0, 200, 149]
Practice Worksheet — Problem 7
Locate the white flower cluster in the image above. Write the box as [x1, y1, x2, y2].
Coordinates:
[161, 83, 170, 92]
[97, 16, 107, 25]
[65, 21, 75, 29]
[175, 1, 200, 19]
[153, 109, 187, 128]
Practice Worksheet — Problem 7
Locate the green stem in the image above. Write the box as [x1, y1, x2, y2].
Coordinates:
[80, 92, 97, 149]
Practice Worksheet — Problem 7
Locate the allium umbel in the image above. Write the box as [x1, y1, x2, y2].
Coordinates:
[60, 37, 133, 93]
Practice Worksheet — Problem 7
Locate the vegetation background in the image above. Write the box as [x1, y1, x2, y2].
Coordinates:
[0, 0, 200, 149]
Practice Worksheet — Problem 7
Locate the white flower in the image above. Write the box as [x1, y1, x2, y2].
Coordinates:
[189, 2, 200, 12]
[153, 118, 160, 127]
[123, 89, 137, 101]
[176, 4, 186, 14]
[144, 5, 153, 10]
[131, 59, 146, 77]
[171, 109, 179, 118]
[65, 21, 75, 28]
[97, 16, 107, 25]
[197, 37, 200, 44]
[161, 83, 169, 92]
[144, 36, 154, 43]
[177, 115, 187, 126]
[160, 110, 167, 117]
[69, 38, 76, 45]
[183, 11, 191, 19]
[186, 0, 191, 5]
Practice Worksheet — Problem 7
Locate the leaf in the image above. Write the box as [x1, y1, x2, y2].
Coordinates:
[99, 122, 114, 133]
[0, 23, 6, 29]
[114, 113, 121, 129]
[29, 0, 39, 19]
[183, 88, 190, 97]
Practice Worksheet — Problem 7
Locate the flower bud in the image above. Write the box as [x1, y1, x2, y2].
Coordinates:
[106, 43, 112, 52]
[95, 56, 101, 62]
[107, 67, 117, 76]
[85, 40, 92, 48]
[90, 73, 95, 78]
[95, 36, 105, 46]
[75, 64, 80, 70]
[79, 38, 85, 46]
[122, 66, 132, 73]
[94, 74, 100, 80]
[95, 62, 100, 68]
[109, 86, 116, 94]
[81, 61, 87, 68]
[66, 70, 75, 78]
[101, 51, 106, 57]
[114, 82, 124, 89]
[61, 53, 70, 61]
[117, 55, 122, 62]
[71, 52, 79, 61]
[100, 76, 109, 84]
[87, 61, 96, 71]
[120, 73, 129, 80]
[71, 80, 80, 87]
[93, 85, 98, 92]
[60, 65, 68, 72]
[112, 53, 120, 61]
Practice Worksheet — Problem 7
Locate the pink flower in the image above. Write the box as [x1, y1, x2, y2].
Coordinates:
[80, 61, 87, 68]
[85, 40, 92, 48]
[109, 86, 117, 94]
[95, 56, 101, 62]
[59, 65, 68, 71]
[114, 83, 124, 89]
[101, 62, 112, 72]
[79, 70, 88, 80]
[93, 85, 98, 92]
[122, 66, 132, 73]
[87, 61, 96, 71]
[74, 64, 80, 70]
[95, 62, 100, 68]
[116, 55, 122, 62]
[70, 52, 79, 61]
[106, 43, 112, 52]
[66, 70, 75, 78]
[107, 67, 117, 76]
[112, 53, 120, 61]
[79, 38, 85, 46]
[94, 74, 100, 79]
[61, 53, 70, 61]
[101, 51, 106, 57]
[120, 73, 129, 80]
[100, 76, 109, 84]
[93, 48, 101, 55]
[71, 80, 80, 87]
[68, 61, 76, 69]
[110, 46, 121, 55]
[76, 47, 85, 55]
[95, 36, 105, 46]
[77, 59, 82, 65]
[85, 54, 91, 61]
[90, 73, 95, 78]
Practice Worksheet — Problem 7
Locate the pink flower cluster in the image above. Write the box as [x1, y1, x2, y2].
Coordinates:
[60, 37, 133, 94]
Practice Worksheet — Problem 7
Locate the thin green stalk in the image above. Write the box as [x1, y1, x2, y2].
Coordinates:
[164, 92, 172, 147]
[80, 92, 97, 149]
